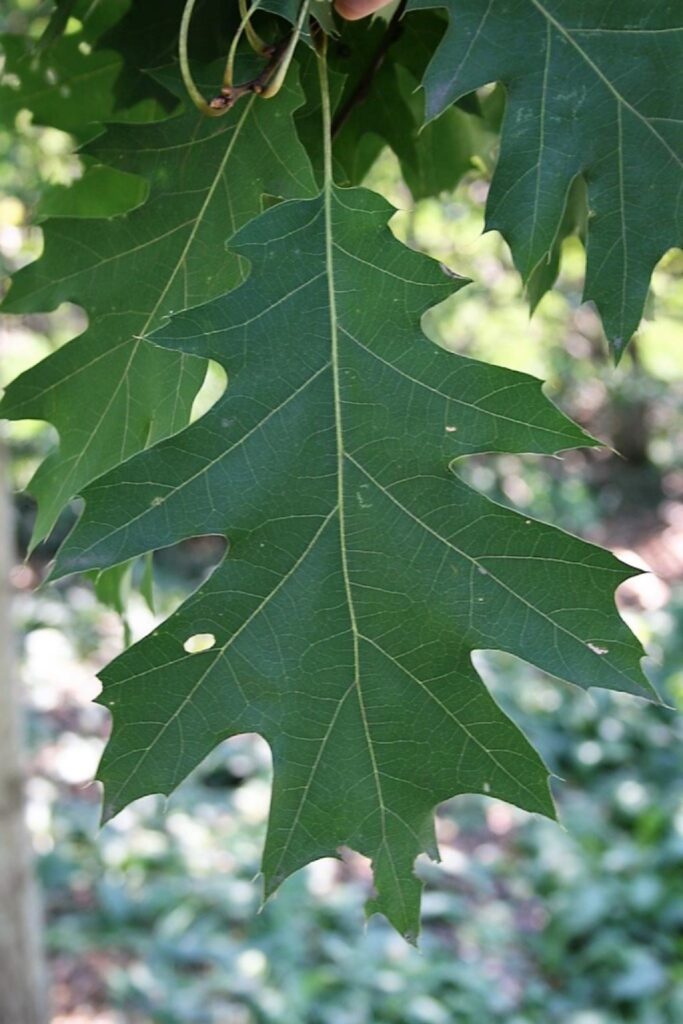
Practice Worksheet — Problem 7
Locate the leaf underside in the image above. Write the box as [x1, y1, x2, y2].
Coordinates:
[54, 186, 652, 938]
[409, 0, 683, 355]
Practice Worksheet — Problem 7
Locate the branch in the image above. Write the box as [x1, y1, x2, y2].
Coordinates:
[331, 0, 407, 140]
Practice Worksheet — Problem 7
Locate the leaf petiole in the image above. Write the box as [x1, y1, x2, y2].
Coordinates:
[179, 0, 219, 115]
[224, 0, 268, 90]
[260, 0, 312, 99]
[238, 0, 270, 57]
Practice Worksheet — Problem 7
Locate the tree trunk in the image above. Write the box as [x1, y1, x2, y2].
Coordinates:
[0, 434, 49, 1024]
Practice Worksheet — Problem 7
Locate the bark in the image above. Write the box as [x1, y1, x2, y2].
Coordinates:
[0, 434, 49, 1024]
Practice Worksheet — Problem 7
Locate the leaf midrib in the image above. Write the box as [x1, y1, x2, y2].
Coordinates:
[324, 178, 392, 857]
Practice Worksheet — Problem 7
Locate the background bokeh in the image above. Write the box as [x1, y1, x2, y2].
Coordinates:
[2, 7, 683, 1023]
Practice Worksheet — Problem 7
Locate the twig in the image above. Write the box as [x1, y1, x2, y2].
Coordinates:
[208, 38, 289, 111]
[331, 0, 407, 140]
[36, 0, 78, 53]
[210, 0, 310, 112]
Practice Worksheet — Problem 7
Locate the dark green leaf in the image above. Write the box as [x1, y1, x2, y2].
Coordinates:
[410, 0, 683, 355]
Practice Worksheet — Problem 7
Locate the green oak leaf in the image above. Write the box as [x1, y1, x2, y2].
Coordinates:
[0, 70, 316, 548]
[409, 0, 683, 355]
[393, 68, 493, 200]
[53, 186, 652, 938]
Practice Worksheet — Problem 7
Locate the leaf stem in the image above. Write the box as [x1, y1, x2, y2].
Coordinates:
[179, 0, 216, 115]
[317, 33, 333, 189]
[317, 34, 391, 880]
[224, 0, 267, 89]
[238, 0, 269, 56]
[261, 0, 311, 98]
